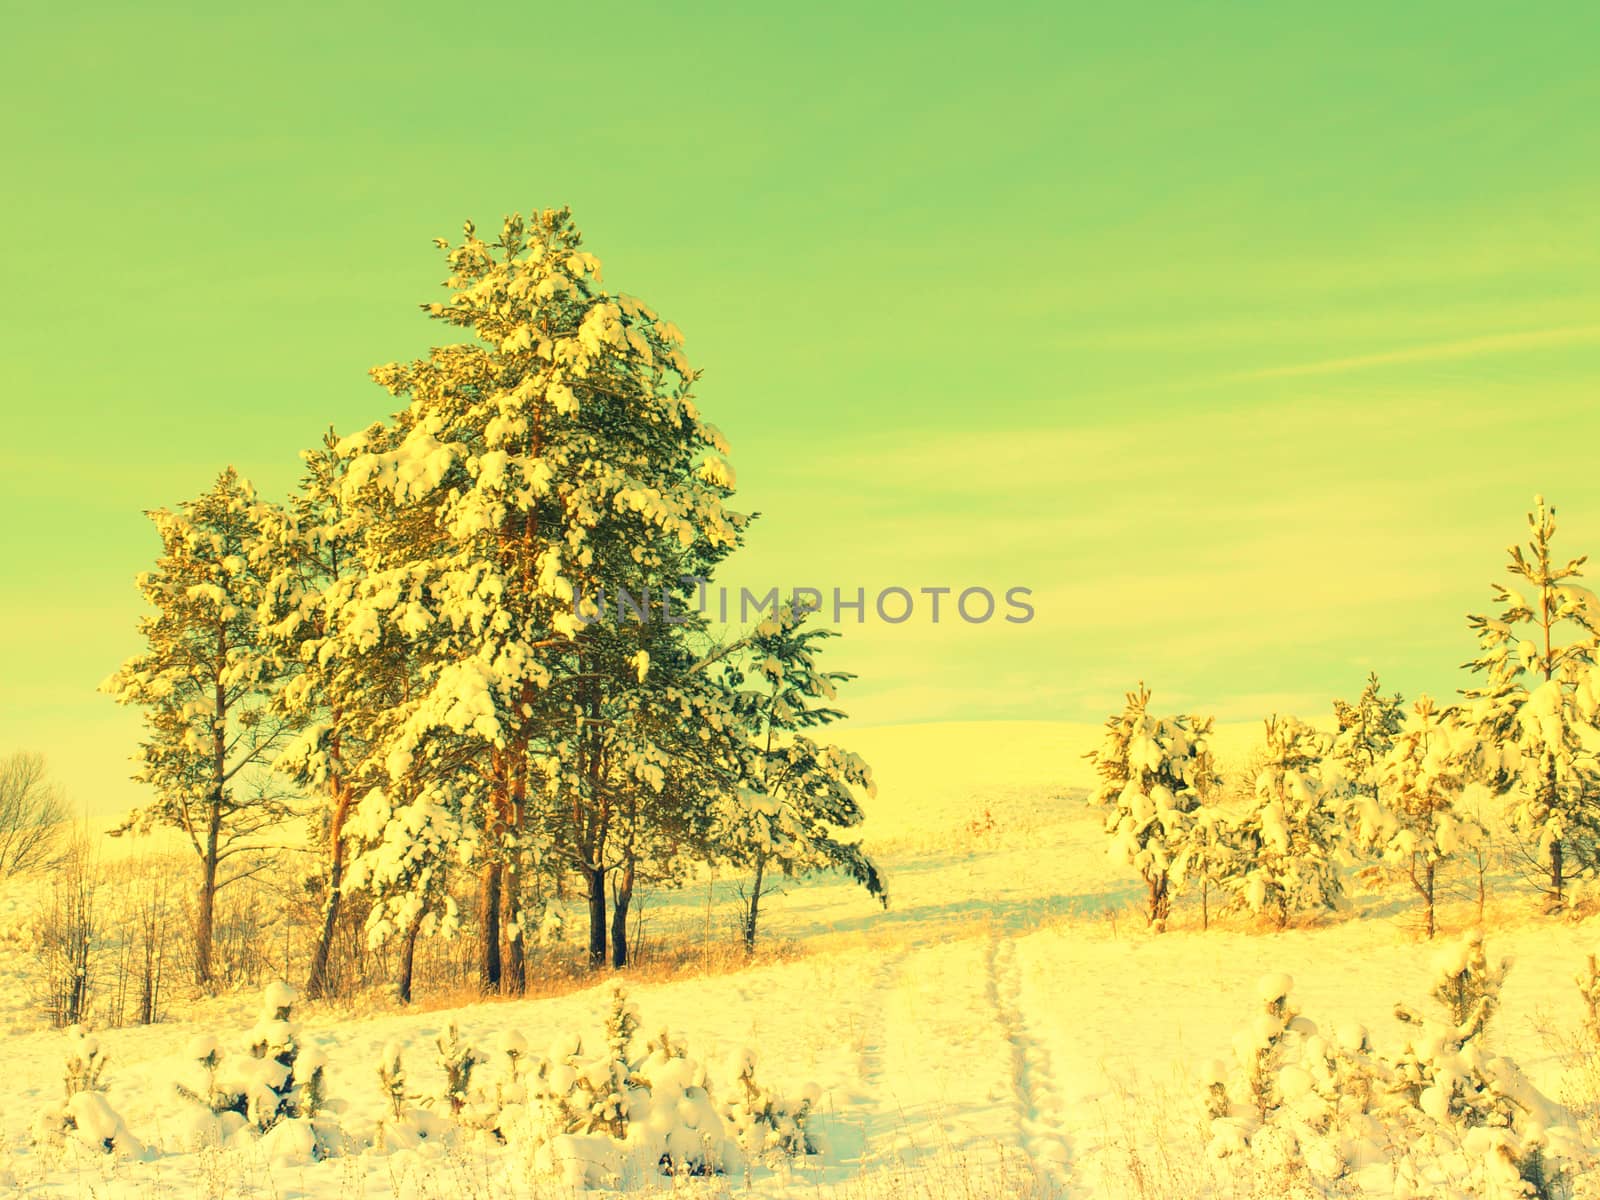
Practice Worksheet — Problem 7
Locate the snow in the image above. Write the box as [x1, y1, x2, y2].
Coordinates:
[3, 719, 1600, 1197]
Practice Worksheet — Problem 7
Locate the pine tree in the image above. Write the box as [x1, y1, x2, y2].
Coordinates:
[1371, 696, 1485, 938]
[535, 572, 743, 971]
[432, 1023, 483, 1118]
[1331, 672, 1404, 825]
[1170, 793, 1235, 931]
[716, 605, 884, 953]
[1226, 716, 1348, 928]
[102, 469, 294, 988]
[332, 208, 746, 981]
[1088, 684, 1219, 929]
[1464, 495, 1600, 910]
[259, 431, 372, 1000]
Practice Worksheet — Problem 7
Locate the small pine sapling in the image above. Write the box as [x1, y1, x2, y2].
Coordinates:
[719, 1047, 822, 1161]
[1087, 684, 1219, 930]
[1389, 933, 1578, 1198]
[237, 982, 325, 1131]
[1227, 717, 1349, 928]
[176, 1034, 247, 1119]
[379, 1041, 408, 1125]
[33, 1026, 142, 1157]
[433, 1023, 484, 1118]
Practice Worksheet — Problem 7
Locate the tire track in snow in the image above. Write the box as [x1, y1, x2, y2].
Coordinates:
[859, 946, 911, 1143]
[826, 945, 912, 1172]
[988, 932, 1070, 1196]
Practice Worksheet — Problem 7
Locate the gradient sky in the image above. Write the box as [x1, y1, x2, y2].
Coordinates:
[4, 2, 1600, 817]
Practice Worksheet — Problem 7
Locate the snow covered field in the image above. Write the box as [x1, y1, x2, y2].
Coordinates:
[3, 719, 1598, 1198]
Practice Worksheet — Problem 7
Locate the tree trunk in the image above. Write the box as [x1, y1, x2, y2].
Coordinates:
[583, 864, 607, 969]
[1148, 871, 1170, 931]
[1552, 837, 1566, 909]
[743, 855, 766, 955]
[138, 937, 158, 1025]
[304, 782, 353, 1001]
[1201, 879, 1210, 932]
[1477, 850, 1488, 922]
[196, 794, 222, 990]
[503, 845, 526, 996]
[396, 908, 424, 1005]
[479, 859, 503, 994]
[1423, 858, 1436, 940]
[610, 858, 635, 969]
[504, 895, 526, 995]
[503, 756, 528, 995]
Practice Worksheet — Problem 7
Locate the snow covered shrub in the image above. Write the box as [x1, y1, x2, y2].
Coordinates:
[177, 1033, 248, 1124]
[1386, 934, 1579, 1199]
[175, 982, 333, 1159]
[372, 1040, 449, 1151]
[431, 1022, 484, 1118]
[718, 1047, 822, 1162]
[528, 984, 747, 1186]
[1225, 716, 1349, 928]
[1205, 972, 1338, 1183]
[1412, 930, 1507, 1034]
[487, 1029, 533, 1115]
[1088, 685, 1220, 929]
[1208, 937, 1585, 1199]
[241, 981, 327, 1130]
[31, 1025, 143, 1158]
[531, 1026, 637, 1187]
[62, 1022, 108, 1095]
[533, 984, 640, 1144]
[442, 1028, 535, 1143]
[631, 1028, 729, 1176]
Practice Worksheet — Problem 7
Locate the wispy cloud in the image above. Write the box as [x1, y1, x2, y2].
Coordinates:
[1234, 324, 1600, 381]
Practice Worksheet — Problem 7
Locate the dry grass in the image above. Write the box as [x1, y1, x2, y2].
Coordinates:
[316, 933, 812, 1022]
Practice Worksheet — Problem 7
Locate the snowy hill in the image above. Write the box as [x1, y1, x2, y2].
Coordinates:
[2, 720, 1597, 1198]
[841, 719, 1270, 843]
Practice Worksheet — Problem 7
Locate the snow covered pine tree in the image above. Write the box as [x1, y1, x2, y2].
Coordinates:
[1465, 495, 1600, 910]
[328, 208, 748, 984]
[1332, 671, 1405, 831]
[716, 603, 884, 953]
[102, 469, 295, 989]
[1088, 684, 1220, 929]
[1226, 716, 1348, 928]
[1370, 696, 1486, 938]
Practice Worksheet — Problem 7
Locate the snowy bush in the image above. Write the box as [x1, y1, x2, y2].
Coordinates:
[372, 1039, 450, 1151]
[1208, 935, 1586, 1199]
[718, 1046, 822, 1162]
[353, 983, 825, 1185]
[175, 981, 334, 1160]
[522, 983, 820, 1187]
[1202, 974, 1374, 1185]
[31, 1025, 144, 1158]
[1387, 934, 1581, 1198]
[430, 1021, 484, 1118]
[529, 984, 657, 1185]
